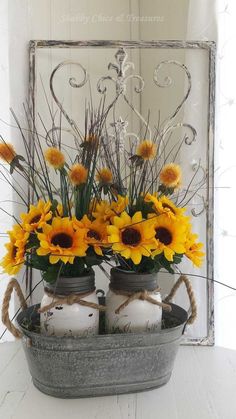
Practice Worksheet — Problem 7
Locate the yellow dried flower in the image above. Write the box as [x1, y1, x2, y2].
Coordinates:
[136, 140, 156, 160]
[44, 147, 65, 169]
[96, 168, 113, 185]
[84, 134, 99, 146]
[160, 163, 182, 188]
[69, 163, 88, 186]
[0, 143, 16, 163]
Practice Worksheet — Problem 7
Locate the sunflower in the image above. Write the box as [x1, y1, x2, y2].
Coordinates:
[159, 163, 181, 188]
[75, 215, 108, 256]
[92, 195, 128, 223]
[151, 214, 187, 261]
[0, 143, 16, 163]
[145, 193, 187, 220]
[110, 195, 129, 217]
[185, 232, 205, 267]
[96, 168, 113, 185]
[36, 217, 88, 264]
[0, 225, 29, 275]
[69, 163, 88, 186]
[92, 200, 113, 222]
[21, 200, 52, 232]
[107, 211, 157, 264]
[44, 147, 65, 169]
[136, 140, 156, 160]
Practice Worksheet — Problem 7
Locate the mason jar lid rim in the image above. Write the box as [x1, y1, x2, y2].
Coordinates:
[111, 267, 158, 278]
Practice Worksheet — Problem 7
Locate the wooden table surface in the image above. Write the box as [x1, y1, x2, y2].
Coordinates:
[0, 342, 235, 419]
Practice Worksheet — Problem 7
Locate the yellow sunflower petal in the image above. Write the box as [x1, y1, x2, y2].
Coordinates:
[94, 246, 103, 256]
[113, 215, 126, 229]
[132, 211, 142, 224]
[130, 249, 142, 264]
[37, 248, 49, 256]
[112, 243, 124, 251]
[164, 247, 174, 261]
[40, 240, 50, 249]
[107, 225, 119, 234]
[121, 248, 131, 259]
[174, 244, 186, 254]
[49, 255, 60, 264]
[108, 234, 120, 243]
[120, 211, 131, 225]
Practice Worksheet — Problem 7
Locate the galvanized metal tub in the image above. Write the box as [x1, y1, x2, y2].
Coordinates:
[16, 301, 187, 398]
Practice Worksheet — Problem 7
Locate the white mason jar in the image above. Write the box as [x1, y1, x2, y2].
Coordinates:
[106, 268, 162, 334]
[40, 270, 99, 337]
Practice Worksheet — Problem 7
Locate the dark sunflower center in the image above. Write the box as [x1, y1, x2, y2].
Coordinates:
[87, 229, 101, 241]
[155, 227, 172, 245]
[121, 228, 141, 246]
[12, 246, 17, 259]
[30, 214, 41, 224]
[162, 203, 175, 214]
[51, 233, 73, 248]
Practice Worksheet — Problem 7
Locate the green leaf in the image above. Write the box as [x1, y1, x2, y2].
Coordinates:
[85, 248, 103, 267]
[42, 265, 61, 283]
[129, 196, 153, 218]
[51, 199, 58, 214]
[173, 253, 183, 264]
[26, 253, 50, 271]
[60, 258, 86, 277]
[153, 253, 175, 274]
[25, 233, 39, 250]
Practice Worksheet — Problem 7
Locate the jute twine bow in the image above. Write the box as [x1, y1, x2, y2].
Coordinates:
[38, 289, 106, 314]
[111, 287, 172, 315]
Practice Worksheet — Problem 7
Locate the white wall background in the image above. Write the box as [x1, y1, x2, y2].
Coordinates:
[1, 0, 234, 350]
[0, 0, 14, 341]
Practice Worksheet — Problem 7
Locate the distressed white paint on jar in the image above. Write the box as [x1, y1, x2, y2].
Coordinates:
[106, 268, 162, 334]
[40, 270, 99, 337]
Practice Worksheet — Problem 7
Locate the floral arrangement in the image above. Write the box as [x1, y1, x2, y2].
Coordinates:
[0, 103, 204, 284]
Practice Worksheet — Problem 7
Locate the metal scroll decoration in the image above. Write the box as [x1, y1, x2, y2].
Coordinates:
[49, 60, 88, 138]
[48, 47, 204, 216]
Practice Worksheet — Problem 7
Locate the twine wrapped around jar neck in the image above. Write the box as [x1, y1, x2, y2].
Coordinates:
[38, 288, 106, 313]
[109, 267, 172, 314]
[109, 286, 172, 314]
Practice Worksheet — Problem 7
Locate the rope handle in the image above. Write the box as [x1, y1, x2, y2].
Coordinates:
[1, 279, 27, 339]
[164, 274, 197, 325]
